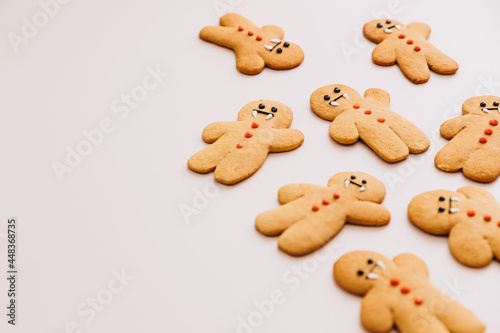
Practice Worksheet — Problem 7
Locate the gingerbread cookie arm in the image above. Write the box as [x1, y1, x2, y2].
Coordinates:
[188, 141, 230, 174]
[387, 112, 430, 153]
[439, 115, 468, 139]
[219, 13, 259, 30]
[393, 253, 429, 278]
[371, 41, 397, 66]
[359, 125, 409, 162]
[235, 51, 266, 75]
[262, 25, 285, 39]
[407, 22, 431, 39]
[360, 290, 394, 333]
[329, 114, 359, 144]
[396, 53, 431, 84]
[268, 129, 304, 152]
[202, 121, 233, 143]
[345, 201, 390, 226]
[364, 88, 391, 107]
[255, 196, 311, 236]
[449, 221, 493, 267]
[457, 186, 496, 201]
[436, 299, 486, 333]
[462, 147, 500, 182]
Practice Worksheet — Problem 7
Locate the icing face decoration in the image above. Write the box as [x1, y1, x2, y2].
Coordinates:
[375, 19, 402, 33]
[437, 195, 461, 214]
[251, 102, 277, 120]
[357, 258, 386, 280]
[325, 87, 350, 106]
[264, 38, 289, 54]
[344, 174, 367, 192]
[480, 100, 499, 114]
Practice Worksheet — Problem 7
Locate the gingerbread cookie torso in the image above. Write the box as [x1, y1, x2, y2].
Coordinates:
[310, 84, 430, 162]
[408, 186, 500, 267]
[334, 251, 485, 333]
[255, 172, 390, 255]
[435, 95, 500, 182]
[188, 100, 304, 184]
[199, 13, 304, 75]
[363, 19, 459, 84]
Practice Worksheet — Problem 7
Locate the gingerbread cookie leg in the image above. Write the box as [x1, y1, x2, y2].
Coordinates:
[449, 222, 493, 267]
[388, 113, 430, 153]
[188, 142, 230, 173]
[235, 50, 265, 75]
[358, 125, 409, 162]
[396, 54, 430, 84]
[278, 215, 344, 256]
[255, 197, 310, 235]
[424, 44, 459, 75]
[360, 292, 393, 332]
[462, 148, 500, 182]
[437, 301, 486, 333]
[213, 145, 268, 184]
[398, 315, 449, 333]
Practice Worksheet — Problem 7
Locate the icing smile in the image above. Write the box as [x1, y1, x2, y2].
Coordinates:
[366, 260, 386, 280]
[330, 93, 349, 106]
[438, 196, 461, 214]
[264, 39, 290, 54]
[481, 107, 499, 114]
[344, 178, 366, 191]
[384, 24, 401, 33]
[252, 109, 274, 120]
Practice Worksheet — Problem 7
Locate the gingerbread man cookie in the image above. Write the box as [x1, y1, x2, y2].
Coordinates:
[310, 84, 430, 162]
[334, 251, 485, 333]
[363, 19, 459, 84]
[435, 95, 500, 182]
[255, 172, 390, 256]
[188, 100, 304, 184]
[199, 13, 304, 74]
[408, 186, 500, 267]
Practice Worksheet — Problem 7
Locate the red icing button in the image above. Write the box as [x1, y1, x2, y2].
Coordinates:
[484, 215, 492, 222]
[479, 137, 488, 143]
[236, 143, 244, 149]
[252, 122, 259, 128]
[407, 39, 414, 44]
[245, 131, 253, 138]
[333, 193, 340, 199]
[322, 198, 330, 205]
[377, 118, 386, 123]
[256, 35, 262, 41]
[467, 210, 475, 217]
[414, 46, 421, 51]
[485, 128, 493, 135]
[498, 221, 500, 227]
[398, 34, 405, 39]
[390, 277, 400, 286]
[312, 205, 319, 212]
[414, 296, 424, 305]
[365, 110, 372, 115]
[490, 119, 498, 126]
[353, 104, 360, 109]
[400, 286, 410, 294]
[248, 31, 254, 36]
[238, 25, 244, 31]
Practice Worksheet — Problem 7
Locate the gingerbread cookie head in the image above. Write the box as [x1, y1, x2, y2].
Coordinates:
[257, 39, 304, 70]
[408, 190, 465, 234]
[334, 251, 391, 295]
[328, 172, 386, 202]
[462, 95, 500, 115]
[237, 99, 293, 129]
[363, 19, 406, 43]
[310, 84, 362, 120]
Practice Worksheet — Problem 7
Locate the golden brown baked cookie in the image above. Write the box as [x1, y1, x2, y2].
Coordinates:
[408, 186, 500, 267]
[188, 100, 303, 184]
[310, 84, 430, 162]
[363, 19, 459, 84]
[255, 172, 390, 256]
[334, 251, 485, 333]
[199, 13, 304, 75]
[435, 95, 500, 182]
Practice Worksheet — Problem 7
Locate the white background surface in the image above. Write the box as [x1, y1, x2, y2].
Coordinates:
[1, 0, 500, 332]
